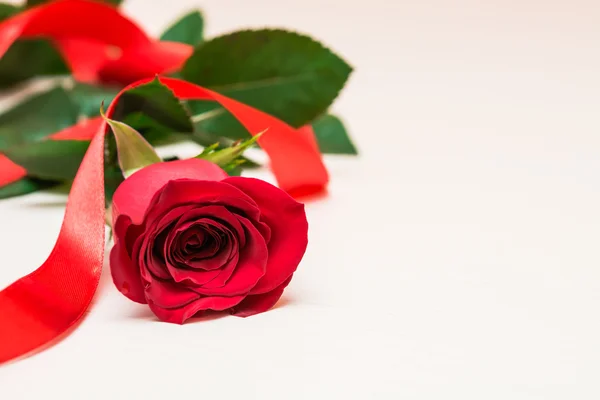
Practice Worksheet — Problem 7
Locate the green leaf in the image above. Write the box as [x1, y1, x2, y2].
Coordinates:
[0, 39, 70, 89]
[160, 10, 204, 46]
[312, 114, 357, 155]
[102, 106, 162, 178]
[0, 177, 59, 200]
[181, 29, 352, 140]
[3, 140, 89, 181]
[120, 112, 188, 146]
[0, 87, 78, 149]
[0, 87, 80, 201]
[26, 0, 122, 6]
[113, 77, 193, 135]
[69, 83, 120, 118]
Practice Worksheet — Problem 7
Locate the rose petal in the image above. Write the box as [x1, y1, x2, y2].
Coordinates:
[224, 178, 308, 294]
[148, 294, 246, 324]
[151, 204, 197, 232]
[156, 207, 245, 285]
[112, 159, 228, 225]
[176, 205, 247, 248]
[180, 228, 217, 260]
[166, 232, 236, 285]
[194, 215, 268, 295]
[166, 227, 233, 281]
[143, 278, 202, 309]
[137, 205, 196, 281]
[134, 228, 170, 281]
[184, 232, 233, 271]
[144, 179, 262, 226]
[166, 204, 245, 268]
[165, 228, 239, 287]
[231, 276, 293, 317]
[110, 215, 146, 303]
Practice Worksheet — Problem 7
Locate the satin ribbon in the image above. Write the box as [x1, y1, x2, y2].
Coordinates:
[0, 77, 328, 364]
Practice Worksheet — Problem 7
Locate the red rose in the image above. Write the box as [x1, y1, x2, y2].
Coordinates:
[110, 159, 308, 323]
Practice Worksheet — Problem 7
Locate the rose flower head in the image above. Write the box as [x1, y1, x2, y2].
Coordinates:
[110, 158, 308, 323]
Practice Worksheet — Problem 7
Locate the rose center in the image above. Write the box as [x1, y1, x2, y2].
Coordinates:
[178, 224, 229, 264]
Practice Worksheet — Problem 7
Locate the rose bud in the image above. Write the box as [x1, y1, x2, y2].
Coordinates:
[110, 158, 308, 323]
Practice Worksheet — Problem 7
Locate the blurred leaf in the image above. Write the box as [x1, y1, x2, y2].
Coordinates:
[0, 87, 80, 201]
[0, 3, 19, 21]
[121, 112, 188, 145]
[113, 78, 193, 134]
[0, 39, 69, 89]
[104, 163, 123, 206]
[102, 107, 162, 178]
[0, 2, 66, 87]
[0, 87, 78, 149]
[0, 177, 58, 200]
[69, 83, 120, 117]
[3, 140, 89, 181]
[160, 10, 204, 46]
[188, 109, 233, 146]
[182, 29, 352, 140]
[312, 114, 357, 155]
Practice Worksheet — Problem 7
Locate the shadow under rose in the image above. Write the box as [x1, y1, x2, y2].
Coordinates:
[127, 306, 159, 322]
[126, 307, 230, 324]
[271, 294, 294, 311]
[22, 200, 68, 208]
[126, 294, 296, 323]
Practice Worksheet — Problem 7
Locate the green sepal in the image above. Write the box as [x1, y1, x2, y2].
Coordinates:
[196, 132, 263, 171]
[101, 104, 162, 179]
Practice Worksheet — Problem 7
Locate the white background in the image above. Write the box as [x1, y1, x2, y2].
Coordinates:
[1, 0, 600, 398]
